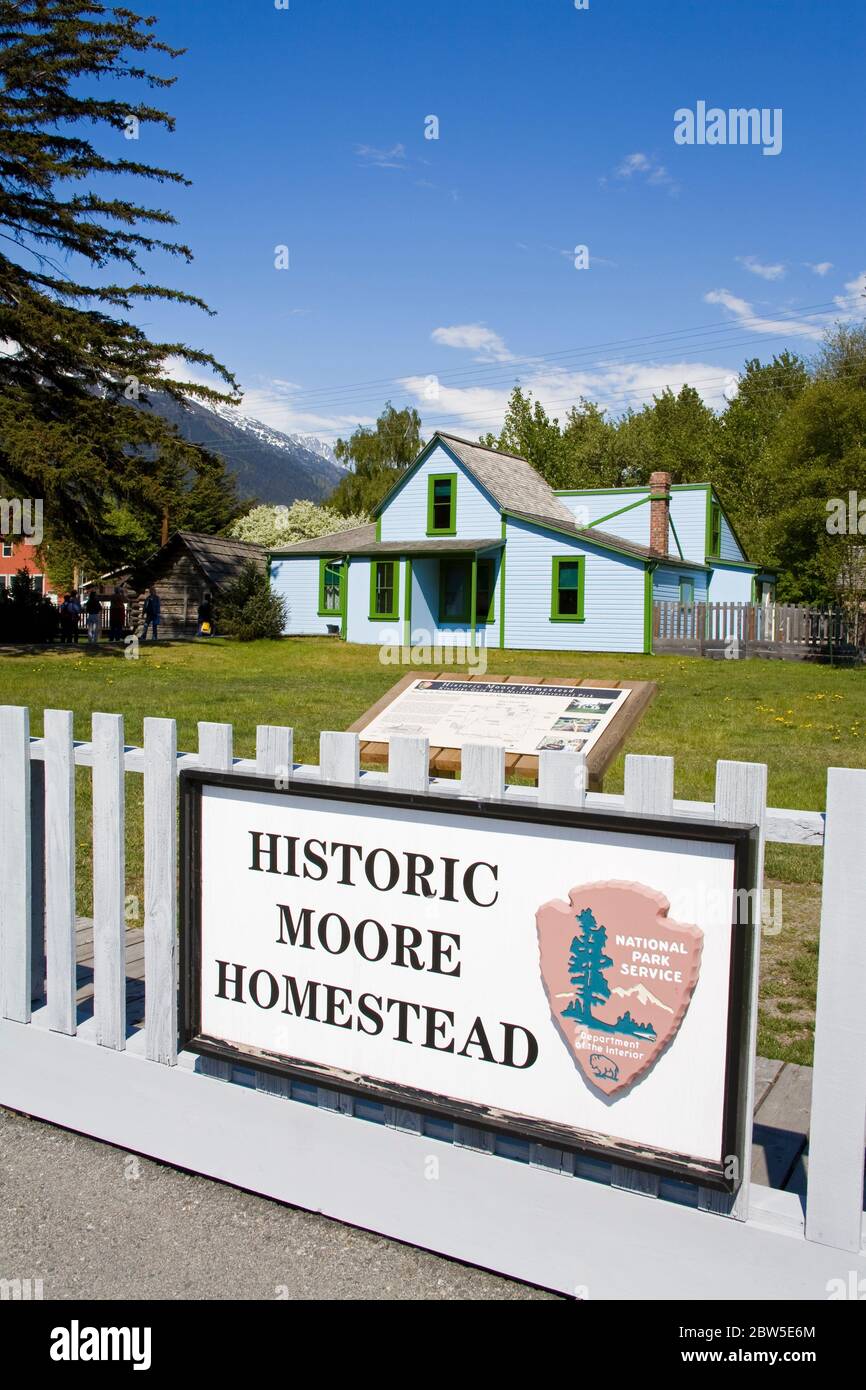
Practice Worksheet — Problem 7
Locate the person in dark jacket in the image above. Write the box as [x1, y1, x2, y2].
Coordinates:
[141, 586, 161, 642]
[58, 593, 75, 646]
[108, 587, 126, 643]
[197, 592, 214, 637]
[84, 587, 102, 644]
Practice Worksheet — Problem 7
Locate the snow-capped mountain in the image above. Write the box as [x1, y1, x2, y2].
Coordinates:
[137, 393, 346, 507]
[203, 401, 340, 469]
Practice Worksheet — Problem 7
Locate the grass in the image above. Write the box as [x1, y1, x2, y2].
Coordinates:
[2, 636, 861, 1065]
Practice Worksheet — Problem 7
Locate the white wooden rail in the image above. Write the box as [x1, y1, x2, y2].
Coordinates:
[0, 703, 863, 1298]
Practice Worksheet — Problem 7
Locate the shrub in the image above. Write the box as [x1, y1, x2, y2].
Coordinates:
[218, 561, 287, 641]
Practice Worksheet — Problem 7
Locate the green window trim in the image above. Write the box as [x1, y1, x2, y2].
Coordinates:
[708, 499, 723, 558]
[475, 556, 497, 624]
[438, 556, 472, 624]
[550, 555, 585, 622]
[317, 557, 346, 616]
[368, 559, 399, 621]
[426, 473, 457, 536]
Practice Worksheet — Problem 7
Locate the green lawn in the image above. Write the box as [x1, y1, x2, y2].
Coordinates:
[2, 636, 863, 1065]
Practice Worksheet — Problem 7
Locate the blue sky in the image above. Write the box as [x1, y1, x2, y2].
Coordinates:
[103, 0, 864, 441]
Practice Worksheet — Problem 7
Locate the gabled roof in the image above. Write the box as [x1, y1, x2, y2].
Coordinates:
[270, 526, 503, 557]
[269, 523, 377, 555]
[372, 431, 576, 528]
[139, 531, 266, 590]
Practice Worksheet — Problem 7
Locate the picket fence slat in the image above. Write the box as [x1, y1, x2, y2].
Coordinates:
[256, 724, 293, 783]
[92, 713, 126, 1051]
[806, 767, 866, 1253]
[388, 734, 430, 792]
[45, 709, 77, 1036]
[320, 730, 359, 786]
[0, 706, 32, 1023]
[144, 718, 178, 1065]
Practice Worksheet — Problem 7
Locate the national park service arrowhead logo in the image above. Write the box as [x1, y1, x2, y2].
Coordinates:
[536, 881, 703, 1097]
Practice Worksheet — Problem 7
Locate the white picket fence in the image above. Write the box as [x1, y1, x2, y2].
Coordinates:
[0, 704, 864, 1298]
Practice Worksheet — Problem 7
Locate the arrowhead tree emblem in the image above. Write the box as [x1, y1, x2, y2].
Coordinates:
[535, 881, 703, 1097]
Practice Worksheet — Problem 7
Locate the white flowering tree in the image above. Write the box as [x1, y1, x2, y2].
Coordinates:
[229, 500, 369, 548]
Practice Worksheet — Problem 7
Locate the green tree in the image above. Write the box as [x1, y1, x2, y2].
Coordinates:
[561, 908, 612, 1026]
[0, 0, 239, 568]
[218, 560, 287, 641]
[328, 402, 424, 513]
[230, 499, 369, 548]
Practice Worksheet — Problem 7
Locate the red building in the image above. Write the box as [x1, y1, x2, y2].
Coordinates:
[0, 538, 57, 598]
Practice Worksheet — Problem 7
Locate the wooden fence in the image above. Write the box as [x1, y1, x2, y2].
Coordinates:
[653, 601, 865, 659]
[0, 704, 864, 1297]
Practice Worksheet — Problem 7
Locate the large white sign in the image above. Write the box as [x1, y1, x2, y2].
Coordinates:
[182, 777, 756, 1187]
[360, 679, 632, 757]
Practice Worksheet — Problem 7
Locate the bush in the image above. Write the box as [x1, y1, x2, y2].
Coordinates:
[218, 561, 287, 641]
[229, 500, 368, 548]
[0, 570, 60, 644]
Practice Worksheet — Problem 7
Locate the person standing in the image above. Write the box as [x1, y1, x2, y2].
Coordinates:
[108, 587, 126, 643]
[141, 586, 161, 642]
[84, 587, 102, 644]
[197, 592, 214, 637]
[66, 591, 81, 645]
[58, 593, 73, 646]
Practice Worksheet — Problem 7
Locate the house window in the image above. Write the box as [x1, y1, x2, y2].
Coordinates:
[439, 557, 472, 623]
[476, 557, 496, 623]
[318, 558, 345, 616]
[709, 502, 722, 557]
[427, 474, 457, 535]
[32, 574, 44, 595]
[551, 556, 585, 621]
[369, 559, 398, 620]
[2, 542, 12, 558]
[679, 577, 695, 605]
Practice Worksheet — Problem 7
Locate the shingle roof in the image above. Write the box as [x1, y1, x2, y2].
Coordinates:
[431, 433, 576, 527]
[506, 511, 709, 569]
[143, 531, 267, 590]
[270, 526, 503, 557]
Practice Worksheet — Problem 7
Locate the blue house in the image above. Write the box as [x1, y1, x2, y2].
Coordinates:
[268, 432, 773, 653]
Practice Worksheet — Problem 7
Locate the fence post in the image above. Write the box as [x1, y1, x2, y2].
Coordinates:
[44, 709, 77, 1036]
[699, 759, 767, 1218]
[92, 713, 127, 1051]
[0, 706, 31, 1023]
[806, 767, 866, 1252]
[144, 717, 178, 1066]
[253, 725, 295, 1099]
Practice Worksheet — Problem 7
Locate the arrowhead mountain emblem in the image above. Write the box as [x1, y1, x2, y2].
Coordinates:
[535, 881, 703, 1097]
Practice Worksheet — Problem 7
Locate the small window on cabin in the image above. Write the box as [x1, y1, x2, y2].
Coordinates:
[439, 558, 471, 623]
[319, 559, 344, 615]
[710, 503, 722, 557]
[551, 557, 584, 621]
[372, 560, 397, 619]
[679, 578, 695, 606]
[428, 475, 456, 534]
[476, 558, 496, 623]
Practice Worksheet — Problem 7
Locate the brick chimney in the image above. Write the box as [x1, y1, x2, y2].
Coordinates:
[649, 471, 671, 557]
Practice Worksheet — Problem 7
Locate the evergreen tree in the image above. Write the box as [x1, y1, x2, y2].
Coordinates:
[0, 1, 240, 567]
[218, 560, 286, 641]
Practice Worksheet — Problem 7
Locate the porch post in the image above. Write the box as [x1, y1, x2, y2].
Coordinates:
[470, 555, 478, 637]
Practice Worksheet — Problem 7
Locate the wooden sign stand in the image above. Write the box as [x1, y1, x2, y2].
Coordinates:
[348, 672, 657, 790]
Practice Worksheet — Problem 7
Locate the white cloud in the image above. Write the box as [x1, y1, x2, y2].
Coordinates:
[355, 142, 407, 170]
[431, 323, 515, 362]
[834, 271, 866, 311]
[805, 261, 833, 276]
[608, 151, 679, 195]
[736, 255, 786, 281]
[703, 289, 830, 341]
[401, 357, 738, 438]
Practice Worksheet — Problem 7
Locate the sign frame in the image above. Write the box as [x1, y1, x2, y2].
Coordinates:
[179, 769, 758, 1192]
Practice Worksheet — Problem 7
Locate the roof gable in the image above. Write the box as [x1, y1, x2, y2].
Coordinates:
[373, 432, 575, 529]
